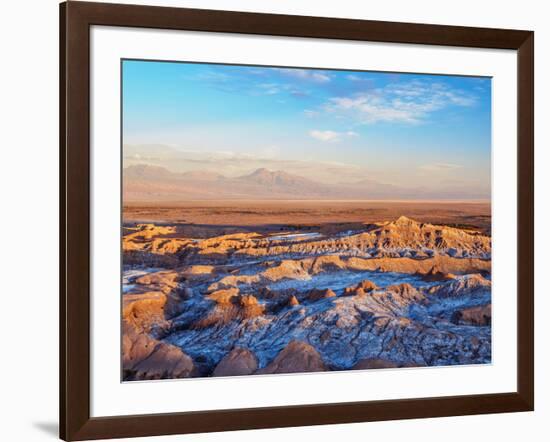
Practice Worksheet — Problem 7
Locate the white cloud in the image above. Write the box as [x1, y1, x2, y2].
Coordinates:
[322, 80, 477, 124]
[310, 130, 340, 142]
[309, 130, 359, 142]
[253, 81, 311, 98]
[257, 83, 281, 95]
[275, 68, 331, 83]
[304, 109, 320, 117]
[327, 95, 421, 123]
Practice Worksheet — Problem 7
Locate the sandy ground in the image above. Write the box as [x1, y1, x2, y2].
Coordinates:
[123, 200, 491, 235]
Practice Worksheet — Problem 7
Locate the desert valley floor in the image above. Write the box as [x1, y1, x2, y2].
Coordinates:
[122, 201, 492, 380]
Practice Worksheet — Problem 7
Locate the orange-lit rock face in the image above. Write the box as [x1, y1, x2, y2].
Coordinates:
[452, 304, 492, 326]
[213, 347, 258, 377]
[121, 216, 492, 380]
[257, 341, 328, 374]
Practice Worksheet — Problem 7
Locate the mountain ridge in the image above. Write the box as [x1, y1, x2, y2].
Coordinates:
[123, 164, 489, 201]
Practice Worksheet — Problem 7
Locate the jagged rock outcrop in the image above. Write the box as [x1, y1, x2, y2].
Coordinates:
[452, 304, 491, 326]
[205, 255, 490, 293]
[213, 347, 258, 377]
[356, 279, 378, 292]
[124, 223, 176, 241]
[127, 337, 197, 380]
[308, 288, 336, 301]
[207, 288, 240, 304]
[257, 341, 328, 374]
[122, 301, 197, 380]
[420, 265, 456, 282]
[122, 270, 198, 380]
[371, 216, 489, 256]
[121, 216, 492, 379]
[232, 216, 490, 260]
[122, 217, 491, 267]
[193, 292, 265, 329]
[427, 273, 491, 297]
[288, 295, 300, 306]
[125, 269, 491, 376]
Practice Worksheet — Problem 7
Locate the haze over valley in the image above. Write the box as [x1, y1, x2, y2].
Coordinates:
[124, 162, 490, 202]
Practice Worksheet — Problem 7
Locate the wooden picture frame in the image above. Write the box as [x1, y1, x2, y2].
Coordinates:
[60, 1, 534, 440]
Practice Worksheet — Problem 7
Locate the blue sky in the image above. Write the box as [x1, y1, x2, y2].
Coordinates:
[122, 59, 491, 198]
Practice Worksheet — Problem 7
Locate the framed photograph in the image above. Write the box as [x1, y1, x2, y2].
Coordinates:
[60, 1, 534, 440]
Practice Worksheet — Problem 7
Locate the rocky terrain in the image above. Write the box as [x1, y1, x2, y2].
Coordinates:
[121, 216, 492, 381]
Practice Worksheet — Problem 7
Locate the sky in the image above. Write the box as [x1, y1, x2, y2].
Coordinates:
[122, 59, 491, 199]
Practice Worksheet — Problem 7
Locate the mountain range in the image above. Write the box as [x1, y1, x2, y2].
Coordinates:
[123, 164, 482, 201]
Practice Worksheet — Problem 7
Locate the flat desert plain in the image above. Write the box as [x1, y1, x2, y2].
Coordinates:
[123, 199, 490, 232]
[121, 201, 492, 380]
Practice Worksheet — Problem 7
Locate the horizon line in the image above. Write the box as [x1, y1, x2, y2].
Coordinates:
[123, 198, 491, 204]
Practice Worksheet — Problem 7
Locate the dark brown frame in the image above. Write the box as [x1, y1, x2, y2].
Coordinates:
[60, 1, 534, 440]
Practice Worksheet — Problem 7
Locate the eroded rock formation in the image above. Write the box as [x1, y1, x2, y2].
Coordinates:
[213, 347, 258, 377]
[257, 341, 327, 374]
[121, 217, 492, 380]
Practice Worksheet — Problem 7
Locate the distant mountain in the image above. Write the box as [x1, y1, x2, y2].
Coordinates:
[125, 165, 224, 181]
[238, 168, 318, 187]
[232, 168, 334, 198]
[124, 164, 224, 200]
[125, 164, 177, 179]
[123, 164, 441, 202]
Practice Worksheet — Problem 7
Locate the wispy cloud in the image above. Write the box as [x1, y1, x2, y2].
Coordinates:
[304, 109, 320, 117]
[197, 68, 314, 98]
[309, 130, 358, 142]
[321, 80, 477, 124]
[418, 163, 463, 172]
[275, 68, 332, 83]
[257, 83, 281, 95]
